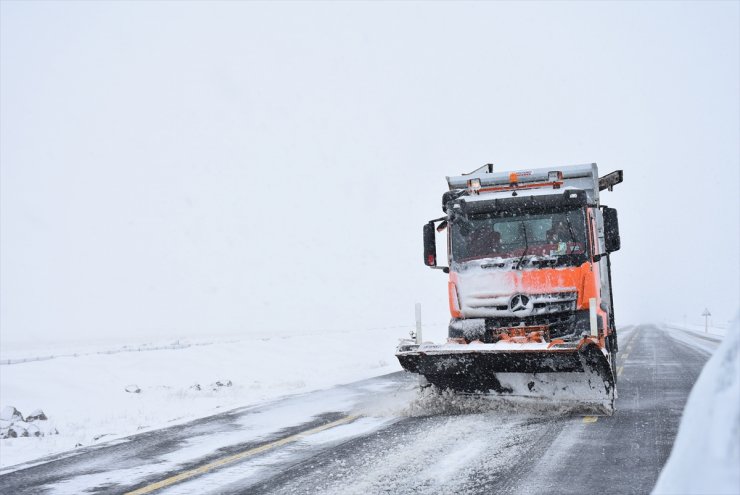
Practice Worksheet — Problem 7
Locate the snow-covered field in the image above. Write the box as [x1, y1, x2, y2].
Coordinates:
[0, 326, 412, 470]
[653, 316, 740, 495]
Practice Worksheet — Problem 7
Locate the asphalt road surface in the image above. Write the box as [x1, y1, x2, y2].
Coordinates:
[0, 325, 720, 495]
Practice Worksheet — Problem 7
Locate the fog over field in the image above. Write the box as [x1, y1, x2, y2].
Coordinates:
[1, 1, 738, 345]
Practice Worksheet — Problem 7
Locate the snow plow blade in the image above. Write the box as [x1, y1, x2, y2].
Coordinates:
[396, 339, 616, 414]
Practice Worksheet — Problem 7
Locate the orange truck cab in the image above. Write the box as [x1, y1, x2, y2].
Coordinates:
[426, 163, 622, 351]
[397, 163, 623, 411]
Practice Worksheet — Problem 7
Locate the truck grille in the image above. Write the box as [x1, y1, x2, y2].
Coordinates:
[462, 291, 578, 317]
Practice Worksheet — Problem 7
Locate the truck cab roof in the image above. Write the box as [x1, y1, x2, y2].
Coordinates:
[446, 163, 621, 207]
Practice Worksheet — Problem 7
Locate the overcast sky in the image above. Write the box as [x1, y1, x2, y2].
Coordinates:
[1, 1, 738, 345]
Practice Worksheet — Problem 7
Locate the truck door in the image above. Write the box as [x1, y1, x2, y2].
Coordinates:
[593, 208, 612, 323]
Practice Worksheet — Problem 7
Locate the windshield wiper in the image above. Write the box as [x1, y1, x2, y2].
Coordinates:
[530, 257, 558, 267]
[515, 222, 529, 270]
[481, 261, 507, 269]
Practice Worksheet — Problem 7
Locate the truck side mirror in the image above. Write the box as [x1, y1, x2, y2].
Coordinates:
[423, 222, 437, 266]
[603, 207, 621, 252]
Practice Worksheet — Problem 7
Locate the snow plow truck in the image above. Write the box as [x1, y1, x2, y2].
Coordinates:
[396, 163, 623, 414]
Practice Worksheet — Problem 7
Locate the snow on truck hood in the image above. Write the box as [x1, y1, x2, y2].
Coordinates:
[451, 260, 586, 318]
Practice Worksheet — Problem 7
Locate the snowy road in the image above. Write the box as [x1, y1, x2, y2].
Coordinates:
[0, 324, 719, 494]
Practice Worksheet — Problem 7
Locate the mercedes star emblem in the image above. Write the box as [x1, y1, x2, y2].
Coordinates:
[510, 294, 531, 313]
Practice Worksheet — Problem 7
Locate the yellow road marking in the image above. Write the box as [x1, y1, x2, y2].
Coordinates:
[125, 414, 360, 495]
[583, 416, 598, 423]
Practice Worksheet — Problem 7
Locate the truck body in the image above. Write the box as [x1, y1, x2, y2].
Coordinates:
[396, 163, 623, 413]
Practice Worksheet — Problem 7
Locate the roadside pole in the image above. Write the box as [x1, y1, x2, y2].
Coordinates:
[415, 303, 422, 344]
[702, 308, 711, 334]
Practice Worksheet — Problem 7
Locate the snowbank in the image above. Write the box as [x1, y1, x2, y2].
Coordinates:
[652, 315, 740, 495]
[0, 327, 405, 470]
[664, 321, 728, 338]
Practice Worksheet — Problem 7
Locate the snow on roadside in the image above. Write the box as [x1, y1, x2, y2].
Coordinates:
[0, 327, 404, 470]
[662, 325, 721, 356]
[652, 314, 740, 495]
[663, 321, 727, 338]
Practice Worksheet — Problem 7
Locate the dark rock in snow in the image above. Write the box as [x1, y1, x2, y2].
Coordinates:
[26, 423, 41, 437]
[0, 406, 23, 422]
[189, 384, 201, 391]
[211, 380, 233, 390]
[25, 409, 48, 421]
[2, 427, 18, 439]
[125, 384, 141, 394]
[14, 424, 29, 437]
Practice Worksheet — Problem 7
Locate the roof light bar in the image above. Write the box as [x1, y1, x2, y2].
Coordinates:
[467, 178, 481, 194]
[548, 171, 563, 189]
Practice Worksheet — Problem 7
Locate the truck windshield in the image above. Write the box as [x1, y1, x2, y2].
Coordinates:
[451, 208, 588, 264]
